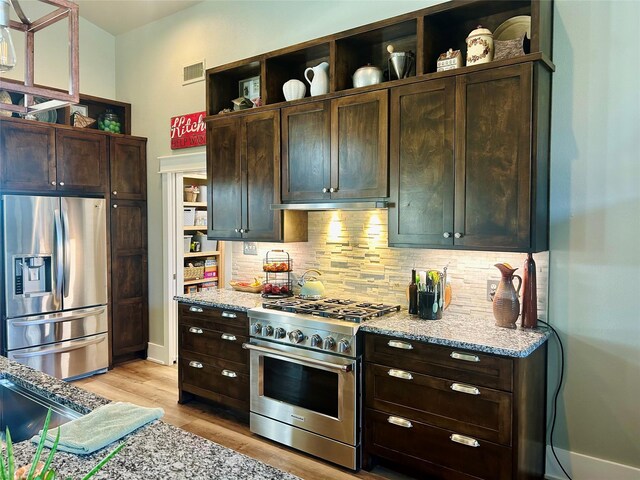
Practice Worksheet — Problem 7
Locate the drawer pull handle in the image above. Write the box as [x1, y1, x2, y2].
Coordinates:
[388, 340, 413, 350]
[388, 369, 413, 380]
[222, 369, 237, 378]
[387, 416, 413, 429]
[450, 434, 480, 448]
[221, 333, 237, 342]
[451, 383, 480, 395]
[189, 327, 203, 334]
[189, 361, 203, 369]
[450, 351, 479, 363]
[221, 311, 237, 318]
[189, 306, 204, 313]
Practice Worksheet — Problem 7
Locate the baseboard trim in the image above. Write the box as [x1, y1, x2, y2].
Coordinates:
[146, 342, 169, 365]
[546, 446, 640, 479]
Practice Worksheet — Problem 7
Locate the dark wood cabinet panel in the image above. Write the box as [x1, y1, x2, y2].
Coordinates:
[389, 78, 455, 247]
[331, 90, 388, 199]
[455, 63, 533, 250]
[110, 137, 147, 200]
[207, 117, 243, 240]
[55, 130, 108, 193]
[281, 101, 331, 202]
[110, 201, 148, 359]
[0, 120, 56, 192]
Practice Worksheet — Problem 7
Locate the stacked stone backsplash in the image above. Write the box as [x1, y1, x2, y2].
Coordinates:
[231, 211, 548, 321]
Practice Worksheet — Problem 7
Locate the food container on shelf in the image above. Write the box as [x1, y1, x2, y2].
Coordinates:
[184, 185, 199, 202]
[194, 210, 207, 226]
[197, 185, 207, 203]
[183, 207, 196, 226]
[97, 109, 121, 133]
[183, 235, 192, 254]
[194, 232, 217, 252]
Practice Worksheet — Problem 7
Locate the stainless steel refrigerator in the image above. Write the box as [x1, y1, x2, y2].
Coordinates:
[1, 195, 108, 379]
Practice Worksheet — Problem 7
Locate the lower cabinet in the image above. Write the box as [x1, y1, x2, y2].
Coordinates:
[178, 303, 249, 414]
[363, 333, 547, 480]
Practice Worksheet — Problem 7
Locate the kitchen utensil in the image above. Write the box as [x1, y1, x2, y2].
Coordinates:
[352, 64, 383, 88]
[298, 269, 325, 299]
[492, 263, 522, 328]
[521, 253, 538, 328]
[466, 25, 494, 66]
[387, 44, 414, 80]
[304, 62, 329, 96]
[283, 79, 306, 101]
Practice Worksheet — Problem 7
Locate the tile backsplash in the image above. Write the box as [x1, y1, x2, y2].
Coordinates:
[231, 211, 548, 321]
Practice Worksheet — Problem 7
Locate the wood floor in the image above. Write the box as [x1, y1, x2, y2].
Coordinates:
[73, 360, 414, 480]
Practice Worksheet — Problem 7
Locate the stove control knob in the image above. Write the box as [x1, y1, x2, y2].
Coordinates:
[338, 339, 351, 354]
[252, 323, 262, 335]
[274, 327, 286, 339]
[310, 334, 323, 348]
[323, 336, 336, 350]
[289, 330, 304, 344]
[262, 325, 274, 337]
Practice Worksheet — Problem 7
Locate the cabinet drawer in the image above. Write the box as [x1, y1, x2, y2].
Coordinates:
[179, 303, 248, 337]
[365, 408, 512, 480]
[180, 355, 249, 404]
[365, 334, 513, 391]
[366, 363, 511, 445]
[179, 324, 249, 372]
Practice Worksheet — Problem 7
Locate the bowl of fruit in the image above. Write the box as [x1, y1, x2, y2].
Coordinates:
[262, 282, 292, 298]
[229, 278, 264, 293]
[263, 261, 291, 272]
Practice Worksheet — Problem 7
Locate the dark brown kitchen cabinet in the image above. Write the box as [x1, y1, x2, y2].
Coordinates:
[110, 136, 147, 200]
[389, 62, 549, 252]
[0, 119, 56, 192]
[207, 110, 307, 242]
[363, 333, 547, 480]
[110, 200, 148, 362]
[55, 130, 108, 193]
[178, 302, 249, 414]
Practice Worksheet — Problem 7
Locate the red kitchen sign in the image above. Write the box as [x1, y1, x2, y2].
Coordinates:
[170, 111, 206, 149]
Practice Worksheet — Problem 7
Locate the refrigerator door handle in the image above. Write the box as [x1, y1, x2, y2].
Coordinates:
[61, 205, 71, 298]
[54, 208, 64, 301]
[11, 335, 106, 359]
[10, 306, 107, 326]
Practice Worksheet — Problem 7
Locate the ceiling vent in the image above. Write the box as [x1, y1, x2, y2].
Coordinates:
[183, 60, 205, 85]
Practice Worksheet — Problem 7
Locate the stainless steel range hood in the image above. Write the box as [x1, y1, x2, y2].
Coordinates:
[271, 201, 389, 211]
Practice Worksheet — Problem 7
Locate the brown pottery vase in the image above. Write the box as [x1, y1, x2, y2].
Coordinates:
[521, 253, 538, 328]
[492, 263, 522, 328]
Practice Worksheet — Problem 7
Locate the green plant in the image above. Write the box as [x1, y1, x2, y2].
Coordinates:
[0, 410, 124, 480]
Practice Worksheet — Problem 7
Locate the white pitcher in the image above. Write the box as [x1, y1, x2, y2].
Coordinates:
[304, 61, 329, 96]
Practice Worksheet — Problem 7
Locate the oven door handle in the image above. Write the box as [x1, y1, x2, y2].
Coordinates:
[242, 343, 353, 372]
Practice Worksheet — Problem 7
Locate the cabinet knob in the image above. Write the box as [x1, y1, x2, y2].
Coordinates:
[454, 232, 463, 239]
[112, 191, 117, 195]
[112, 204, 118, 208]
[235, 228, 240, 233]
[51, 181, 56, 186]
[59, 182, 65, 186]
[322, 188, 328, 193]
[239, 228, 245, 234]
[329, 187, 337, 193]
[443, 232, 451, 238]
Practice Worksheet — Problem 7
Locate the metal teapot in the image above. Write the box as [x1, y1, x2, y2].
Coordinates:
[298, 269, 325, 299]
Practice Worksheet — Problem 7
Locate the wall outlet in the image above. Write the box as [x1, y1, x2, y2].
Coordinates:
[243, 242, 257, 255]
[487, 279, 499, 301]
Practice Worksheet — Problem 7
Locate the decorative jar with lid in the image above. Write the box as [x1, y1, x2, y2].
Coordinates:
[465, 25, 494, 66]
[98, 109, 121, 133]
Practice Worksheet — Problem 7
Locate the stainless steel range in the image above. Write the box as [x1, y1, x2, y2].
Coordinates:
[244, 297, 400, 470]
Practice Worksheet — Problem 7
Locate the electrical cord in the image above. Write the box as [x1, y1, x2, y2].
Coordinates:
[538, 319, 573, 480]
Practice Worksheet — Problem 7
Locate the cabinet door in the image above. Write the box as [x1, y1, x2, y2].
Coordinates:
[55, 130, 108, 193]
[281, 101, 331, 201]
[389, 79, 455, 247]
[331, 90, 388, 199]
[455, 63, 532, 250]
[207, 117, 243, 239]
[242, 110, 281, 241]
[110, 137, 147, 200]
[111, 200, 148, 358]
[0, 120, 56, 192]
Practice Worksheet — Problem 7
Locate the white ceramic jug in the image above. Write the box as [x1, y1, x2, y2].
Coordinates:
[304, 61, 329, 96]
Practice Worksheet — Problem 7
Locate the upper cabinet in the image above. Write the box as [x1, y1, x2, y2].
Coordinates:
[55, 129, 108, 193]
[110, 136, 147, 200]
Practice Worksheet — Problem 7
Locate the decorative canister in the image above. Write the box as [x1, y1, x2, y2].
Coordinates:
[465, 25, 494, 66]
[282, 79, 306, 101]
[97, 109, 121, 133]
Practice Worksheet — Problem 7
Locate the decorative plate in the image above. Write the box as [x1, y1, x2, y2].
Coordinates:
[18, 96, 58, 123]
[493, 15, 531, 41]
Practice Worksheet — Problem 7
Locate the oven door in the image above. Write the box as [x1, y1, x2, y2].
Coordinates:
[244, 339, 358, 445]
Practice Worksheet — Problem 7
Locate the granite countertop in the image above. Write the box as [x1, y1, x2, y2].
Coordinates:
[174, 289, 263, 312]
[1, 357, 298, 480]
[359, 310, 550, 358]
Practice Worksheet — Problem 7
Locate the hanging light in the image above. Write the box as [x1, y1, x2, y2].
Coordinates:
[0, 0, 16, 72]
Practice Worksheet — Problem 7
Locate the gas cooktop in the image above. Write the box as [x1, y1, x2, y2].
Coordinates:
[262, 297, 400, 323]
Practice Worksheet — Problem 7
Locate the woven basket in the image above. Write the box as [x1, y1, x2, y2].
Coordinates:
[184, 266, 204, 280]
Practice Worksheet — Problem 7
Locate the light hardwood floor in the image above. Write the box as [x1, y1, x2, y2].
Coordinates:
[73, 360, 414, 480]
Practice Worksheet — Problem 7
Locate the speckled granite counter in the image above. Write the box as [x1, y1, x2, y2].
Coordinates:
[175, 289, 263, 312]
[1, 357, 298, 480]
[360, 311, 549, 358]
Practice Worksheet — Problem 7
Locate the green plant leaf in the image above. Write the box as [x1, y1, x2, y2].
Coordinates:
[80, 442, 125, 480]
[6, 429, 14, 480]
[0, 430, 8, 480]
[28, 410, 53, 480]
[39, 427, 61, 478]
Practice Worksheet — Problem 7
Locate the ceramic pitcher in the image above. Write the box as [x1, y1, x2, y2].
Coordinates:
[492, 263, 522, 328]
[304, 62, 329, 96]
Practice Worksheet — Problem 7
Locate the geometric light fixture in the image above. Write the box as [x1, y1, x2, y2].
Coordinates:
[0, 0, 79, 115]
